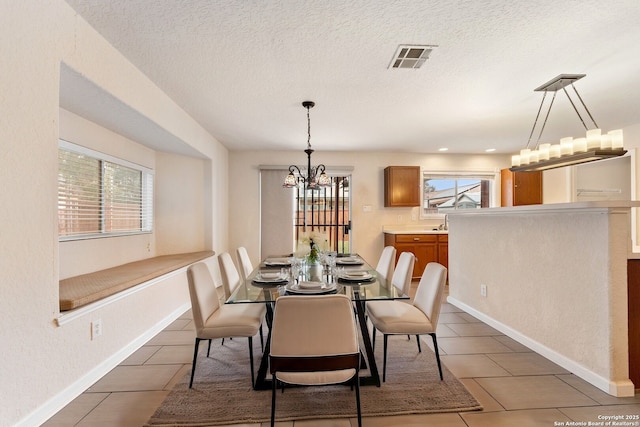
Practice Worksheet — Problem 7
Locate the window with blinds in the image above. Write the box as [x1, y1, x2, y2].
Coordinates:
[58, 140, 153, 240]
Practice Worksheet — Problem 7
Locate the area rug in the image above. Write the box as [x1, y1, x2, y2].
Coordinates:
[146, 335, 482, 426]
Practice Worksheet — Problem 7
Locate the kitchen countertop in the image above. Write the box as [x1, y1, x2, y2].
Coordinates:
[382, 229, 448, 234]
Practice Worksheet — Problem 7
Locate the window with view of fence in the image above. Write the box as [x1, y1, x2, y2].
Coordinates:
[58, 140, 153, 240]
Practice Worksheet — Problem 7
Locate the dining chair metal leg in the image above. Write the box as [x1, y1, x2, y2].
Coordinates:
[354, 375, 362, 427]
[382, 334, 389, 382]
[270, 373, 277, 427]
[372, 326, 377, 351]
[259, 324, 264, 352]
[206, 339, 212, 357]
[430, 333, 443, 380]
[248, 336, 255, 388]
[416, 335, 421, 352]
[189, 337, 203, 389]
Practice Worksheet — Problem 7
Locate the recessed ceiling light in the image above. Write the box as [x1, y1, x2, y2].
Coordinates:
[485, 148, 496, 152]
[389, 44, 437, 69]
[438, 148, 448, 152]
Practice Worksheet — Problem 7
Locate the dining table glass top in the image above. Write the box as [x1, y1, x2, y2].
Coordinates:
[226, 254, 409, 304]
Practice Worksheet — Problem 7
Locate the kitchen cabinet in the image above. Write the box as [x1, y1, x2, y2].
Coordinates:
[501, 168, 542, 206]
[384, 233, 448, 279]
[384, 166, 420, 207]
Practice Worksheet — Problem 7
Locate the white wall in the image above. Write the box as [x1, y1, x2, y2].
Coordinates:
[229, 151, 509, 266]
[447, 204, 635, 396]
[0, 2, 227, 426]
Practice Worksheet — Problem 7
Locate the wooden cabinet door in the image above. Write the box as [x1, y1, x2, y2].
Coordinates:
[438, 238, 448, 270]
[384, 166, 420, 207]
[501, 168, 543, 206]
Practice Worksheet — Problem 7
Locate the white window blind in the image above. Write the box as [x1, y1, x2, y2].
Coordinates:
[58, 140, 153, 240]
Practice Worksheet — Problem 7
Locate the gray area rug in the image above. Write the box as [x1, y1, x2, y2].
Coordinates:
[146, 334, 482, 426]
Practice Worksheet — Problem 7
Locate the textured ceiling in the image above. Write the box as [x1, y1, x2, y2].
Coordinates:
[62, 0, 640, 155]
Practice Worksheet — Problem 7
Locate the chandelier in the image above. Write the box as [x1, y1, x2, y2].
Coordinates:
[510, 74, 625, 172]
[283, 101, 331, 189]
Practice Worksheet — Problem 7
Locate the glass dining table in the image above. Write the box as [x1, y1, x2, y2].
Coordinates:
[226, 254, 408, 390]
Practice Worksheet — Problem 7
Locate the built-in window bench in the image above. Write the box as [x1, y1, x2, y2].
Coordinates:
[57, 251, 215, 323]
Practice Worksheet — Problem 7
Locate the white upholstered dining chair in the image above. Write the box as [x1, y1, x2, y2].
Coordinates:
[269, 294, 362, 427]
[236, 246, 254, 282]
[367, 262, 447, 382]
[389, 251, 415, 297]
[186, 262, 265, 388]
[218, 252, 265, 349]
[375, 246, 396, 282]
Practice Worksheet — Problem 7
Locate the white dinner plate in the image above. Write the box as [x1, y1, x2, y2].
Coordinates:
[264, 258, 291, 266]
[338, 272, 374, 282]
[285, 282, 337, 294]
[336, 257, 363, 265]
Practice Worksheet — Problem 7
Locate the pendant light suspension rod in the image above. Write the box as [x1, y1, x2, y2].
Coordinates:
[526, 91, 548, 149]
[569, 84, 599, 129]
[533, 91, 557, 149]
[562, 86, 589, 131]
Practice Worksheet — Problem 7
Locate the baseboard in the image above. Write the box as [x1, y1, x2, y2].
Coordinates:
[16, 303, 190, 427]
[446, 296, 635, 397]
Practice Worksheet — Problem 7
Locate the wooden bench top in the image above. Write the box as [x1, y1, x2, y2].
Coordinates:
[59, 250, 215, 311]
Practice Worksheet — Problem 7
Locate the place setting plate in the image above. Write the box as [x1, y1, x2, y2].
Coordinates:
[337, 270, 375, 283]
[263, 257, 291, 267]
[336, 256, 363, 266]
[285, 281, 337, 295]
[252, 271, 289, 285]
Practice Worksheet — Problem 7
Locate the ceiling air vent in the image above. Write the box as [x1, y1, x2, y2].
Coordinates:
[389, 44, 437, 69]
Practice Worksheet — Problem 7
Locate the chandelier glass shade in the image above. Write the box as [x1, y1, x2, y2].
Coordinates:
[283, 101, 331, 189]
[510, 74, 625, 172]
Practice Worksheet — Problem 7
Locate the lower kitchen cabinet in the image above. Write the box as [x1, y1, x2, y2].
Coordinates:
[384, 233, 448, 279]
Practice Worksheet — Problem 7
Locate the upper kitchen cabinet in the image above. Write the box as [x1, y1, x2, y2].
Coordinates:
[501, 168, 542, 206]
[384, 166, 420, 207]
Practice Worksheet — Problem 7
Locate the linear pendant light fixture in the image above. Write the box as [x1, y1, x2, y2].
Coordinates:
[283, 101, 331, 189]
[510, 74, 625, 172]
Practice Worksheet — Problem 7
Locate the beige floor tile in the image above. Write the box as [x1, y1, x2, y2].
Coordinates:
[145, 344, 194, 364]
[558, 404, 640, 422]
[447, 323, 503, 337]
[493, 335, 533, 352]
[459, 378, 505, 412]
[164, 364, 192, 390]
[120, 345, 160, 365]
[146, 329, 195, 346]
[435, 323, 459, 337]
[42, 393, 109, 426]
[440, 354, 511, 378]
[475, 376, 598, 410]
[438, 336, 513, 354]
[457, 313, 482, 323]
[293, 418, 352, 426]
[76, 391, 168, 427]
[461, 408, 571, 427]
[557, 374, 640, 406]
[361, 412, 467, 426]
[87, 364, 183, 392]
[487, 352, 570, 376]
[164, 318, 192, 330]
[439, 312, 471, 323]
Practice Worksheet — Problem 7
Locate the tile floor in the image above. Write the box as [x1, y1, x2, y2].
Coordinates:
[44, 286, 640, 427]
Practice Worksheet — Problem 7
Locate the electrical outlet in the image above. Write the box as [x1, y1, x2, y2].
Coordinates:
[480, 284, 487, 297]
[397, 215, 403, 222]
[91, 319, 103, 340]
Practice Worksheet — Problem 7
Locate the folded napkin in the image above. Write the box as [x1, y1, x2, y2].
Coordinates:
[344, 270, 368, 277]
[298, 281, 324, 289]
[259, 272, 282, 279]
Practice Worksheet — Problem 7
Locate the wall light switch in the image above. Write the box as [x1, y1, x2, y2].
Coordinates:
[363, 205, 372, 212]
